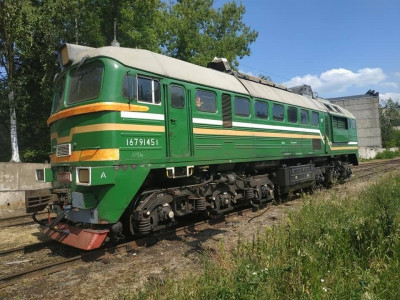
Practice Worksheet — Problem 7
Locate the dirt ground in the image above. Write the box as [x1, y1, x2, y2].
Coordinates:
[0, 178, 372, 300]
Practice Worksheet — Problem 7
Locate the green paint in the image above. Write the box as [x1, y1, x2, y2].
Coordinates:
[81, 193, 97, 209]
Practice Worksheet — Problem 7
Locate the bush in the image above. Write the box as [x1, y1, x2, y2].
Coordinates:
[375, 149, 400, 159]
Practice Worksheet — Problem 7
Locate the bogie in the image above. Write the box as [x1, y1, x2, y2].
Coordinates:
[119, 158, 351, 238]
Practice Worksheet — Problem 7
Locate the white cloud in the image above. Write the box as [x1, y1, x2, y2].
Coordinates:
[282, 67, 387, 95]
[380, 92, 400, 101]
[381, 82, 399, 89]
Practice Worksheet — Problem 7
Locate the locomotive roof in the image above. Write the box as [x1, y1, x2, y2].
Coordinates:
[68, 45, 355, 119]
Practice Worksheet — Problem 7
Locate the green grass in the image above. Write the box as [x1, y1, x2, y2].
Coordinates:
[375, 149, 400, 160]
[131, 173, 400, 299]
[359, 149, 400, 162]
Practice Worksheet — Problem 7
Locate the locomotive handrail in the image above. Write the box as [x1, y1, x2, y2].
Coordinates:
[32, 213, 70, 235]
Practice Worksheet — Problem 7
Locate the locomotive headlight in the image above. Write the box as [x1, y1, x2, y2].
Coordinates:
[35, 168, 53, 182]
[76, 168, 91, 185]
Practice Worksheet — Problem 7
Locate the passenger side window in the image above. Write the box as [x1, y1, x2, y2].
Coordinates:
[300, 109, 309, 124]
[288, 107, 298, 123]
[234, 97, 250, 117]
[137, 76, 161, 104]
[255, 101, 268, 119]
[195, 90, 216, 113]
[311, 111, 319, 126]
[272, 104, 284, 121]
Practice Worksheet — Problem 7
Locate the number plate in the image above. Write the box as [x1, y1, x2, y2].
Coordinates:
[57, 172, 72, 182]
[126, 137, 159, 147]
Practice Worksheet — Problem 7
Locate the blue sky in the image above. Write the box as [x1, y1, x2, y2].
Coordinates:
[222, 0, 400, 101]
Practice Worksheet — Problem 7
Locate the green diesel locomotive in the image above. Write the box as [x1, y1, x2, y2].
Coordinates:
[29, 44, 358, 250]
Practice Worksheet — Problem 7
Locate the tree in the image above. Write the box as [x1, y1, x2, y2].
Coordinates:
[0, 0, 35, 162]
[0, 0, 258, 162]
[379, 98, 400, 148]
[163, 0, 258, 68]
[119, 0, 167, 51]
[0, 0, 105, 162]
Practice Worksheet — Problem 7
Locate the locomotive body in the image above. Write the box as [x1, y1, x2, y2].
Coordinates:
[29, 44, 358, 249]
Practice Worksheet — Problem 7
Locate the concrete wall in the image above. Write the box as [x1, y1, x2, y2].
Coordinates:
[0, 163, 51, 206]
[358, 147, 398, 159]
[328, 94, 382, 148]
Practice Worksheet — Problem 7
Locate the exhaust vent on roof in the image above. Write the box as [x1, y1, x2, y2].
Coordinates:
[207, 57, 231, 73]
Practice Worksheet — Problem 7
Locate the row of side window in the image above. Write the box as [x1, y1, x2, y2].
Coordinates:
[195, 90, 320, 126]
[122, 75, 320, 126]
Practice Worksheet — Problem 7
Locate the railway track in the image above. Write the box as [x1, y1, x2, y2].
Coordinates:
[0, 209, 251, 289]
[351, 158, 400, 180]
[1, 158, 400, 290]
[0, 212, 55, 228]
[0, 240, 55, 257]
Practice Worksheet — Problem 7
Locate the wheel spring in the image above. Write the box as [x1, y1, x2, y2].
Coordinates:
[245, 189, 255, 200]
[195, 197, 207, 211]
[138, 217, 151, 234]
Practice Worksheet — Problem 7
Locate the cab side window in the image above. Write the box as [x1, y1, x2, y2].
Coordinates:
[122, 74, 137, 100]
[138, 76, 161, 104]
[122, 74, 160, 104]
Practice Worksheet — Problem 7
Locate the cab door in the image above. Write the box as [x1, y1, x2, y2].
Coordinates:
[166, 84, 191, 157]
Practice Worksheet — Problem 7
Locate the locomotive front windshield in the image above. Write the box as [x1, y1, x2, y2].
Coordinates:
[67, 61, 104, 104]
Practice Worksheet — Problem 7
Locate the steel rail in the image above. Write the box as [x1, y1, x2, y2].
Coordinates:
[0, 212, 55, 229]
[0, 240, 55, 257]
